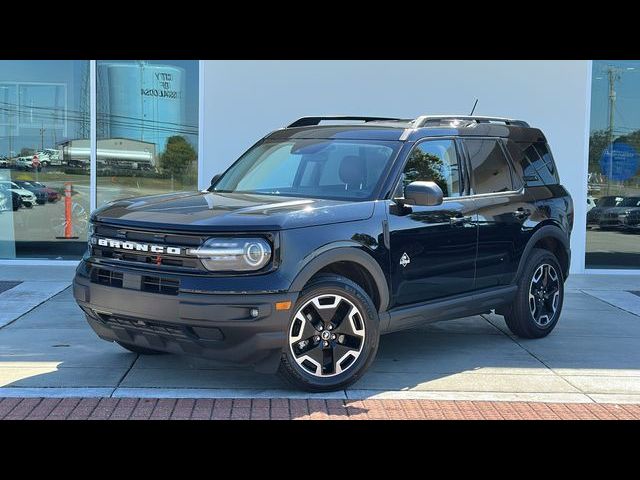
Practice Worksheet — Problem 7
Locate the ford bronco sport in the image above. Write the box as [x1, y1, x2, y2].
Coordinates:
[73, 115, 573, 391]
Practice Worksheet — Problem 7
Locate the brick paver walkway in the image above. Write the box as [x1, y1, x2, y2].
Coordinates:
[1, 397, 639, 420]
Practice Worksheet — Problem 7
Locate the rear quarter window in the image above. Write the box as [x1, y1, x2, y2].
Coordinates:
[506, 139, 559, 186]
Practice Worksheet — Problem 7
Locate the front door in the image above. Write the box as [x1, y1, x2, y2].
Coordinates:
[388, 138, 478, 307]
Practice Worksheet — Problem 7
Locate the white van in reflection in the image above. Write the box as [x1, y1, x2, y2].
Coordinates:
[60, 138, 157, 172]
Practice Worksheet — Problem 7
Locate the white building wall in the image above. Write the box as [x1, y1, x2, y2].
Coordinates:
[201, 60, 592, 273]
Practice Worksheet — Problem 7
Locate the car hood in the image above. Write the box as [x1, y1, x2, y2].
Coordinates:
[91, 191, 376, 232]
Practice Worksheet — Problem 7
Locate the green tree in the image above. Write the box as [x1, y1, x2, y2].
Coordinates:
[403, 150, 449, 196]
[159, 136, 197, 181]
[19, 147, 35, 157]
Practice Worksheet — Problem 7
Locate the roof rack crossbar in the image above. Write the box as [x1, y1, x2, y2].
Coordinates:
[287, 116, 406, 128]
[413, 115, 530, 128]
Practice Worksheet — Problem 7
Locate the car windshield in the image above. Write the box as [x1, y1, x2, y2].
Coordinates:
[212, 139, 401, 201]
[620, 197, 640, 207]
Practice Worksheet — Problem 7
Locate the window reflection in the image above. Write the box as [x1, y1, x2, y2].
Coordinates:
[0, 60, 90, 259]
[96, 61, 199, 207]
[587, 61, 640, 269]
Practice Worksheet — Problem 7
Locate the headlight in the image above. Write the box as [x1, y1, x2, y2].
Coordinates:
[189, 237, 272, 272]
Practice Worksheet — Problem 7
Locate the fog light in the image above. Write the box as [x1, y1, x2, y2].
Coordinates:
[250, 308, 259, 318]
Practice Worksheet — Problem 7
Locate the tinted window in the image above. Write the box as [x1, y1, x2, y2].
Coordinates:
[506, 139, 558, 186]
[214, 139, 399, 201]
[466, 138, 513, 194]
[402, 139, 461, 197]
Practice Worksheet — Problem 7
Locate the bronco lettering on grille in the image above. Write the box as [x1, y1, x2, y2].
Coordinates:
[94, 237, 183, 255]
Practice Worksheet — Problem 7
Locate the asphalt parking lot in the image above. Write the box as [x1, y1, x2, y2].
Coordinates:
[2, 266, 640, 406]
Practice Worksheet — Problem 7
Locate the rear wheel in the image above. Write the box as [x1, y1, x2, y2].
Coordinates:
[504, 248, 564, 339]
[278, 275, 379, 392]
[116, 341, 167, 355]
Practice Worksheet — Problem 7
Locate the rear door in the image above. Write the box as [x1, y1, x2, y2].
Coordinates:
[465, 137, 536, 289]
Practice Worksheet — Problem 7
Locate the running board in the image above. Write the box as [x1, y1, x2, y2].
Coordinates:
[383, 285, 518, 333]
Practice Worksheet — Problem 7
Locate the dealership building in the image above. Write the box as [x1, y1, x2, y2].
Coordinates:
[0, 60, 638, 274]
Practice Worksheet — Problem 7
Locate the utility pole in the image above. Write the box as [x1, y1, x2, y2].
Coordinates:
[39, 122, 45, 151]
[606, 67, 619, 195]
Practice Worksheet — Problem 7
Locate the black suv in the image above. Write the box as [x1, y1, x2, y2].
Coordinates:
[73, 115, 573, 391]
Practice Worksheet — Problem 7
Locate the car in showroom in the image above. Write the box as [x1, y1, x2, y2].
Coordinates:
[73, 115, 573, 391]
[599, 196, 640, 230]
[587, 195, 623, 228]
[0, 180, 37, 208]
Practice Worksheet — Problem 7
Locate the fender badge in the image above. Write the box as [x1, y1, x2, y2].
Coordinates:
[400, 252, 411, 268]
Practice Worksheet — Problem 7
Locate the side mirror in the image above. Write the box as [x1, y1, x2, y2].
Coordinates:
[210, 174, 221, 188]
[401, 181, 444, 206]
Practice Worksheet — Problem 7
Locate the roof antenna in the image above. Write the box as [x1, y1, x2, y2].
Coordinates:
[469, 98, 479, 116]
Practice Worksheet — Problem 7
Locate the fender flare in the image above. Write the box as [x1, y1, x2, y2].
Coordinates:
[289, 246, 390, 313]
[514, 224, 571, 282]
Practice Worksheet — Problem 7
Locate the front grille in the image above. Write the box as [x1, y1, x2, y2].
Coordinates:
[90, 267, 180, 295]
[91, 268, 123, 288]
[91, 223, 205, 271]
[142, 275, 180, 295]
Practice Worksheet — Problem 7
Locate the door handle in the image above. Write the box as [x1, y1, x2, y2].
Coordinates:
[513, 207, 531, 220]
[450, 215, 472, 225]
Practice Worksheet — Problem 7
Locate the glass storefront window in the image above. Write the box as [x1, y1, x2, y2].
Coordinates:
[587, 60, 640, 269]
[0, 60, 199, 260]
[96, 60, 199, 208]
[0, 61, 90, 259]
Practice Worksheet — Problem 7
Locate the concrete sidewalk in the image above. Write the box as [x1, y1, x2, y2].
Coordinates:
[2, 264, 640, 404]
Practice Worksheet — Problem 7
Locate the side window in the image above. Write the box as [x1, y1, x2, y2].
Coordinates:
[506, 139, 558, 186]
[533, 142, 560, 183]
[465, 138, 513, 194]
[402, 139, 461, 198]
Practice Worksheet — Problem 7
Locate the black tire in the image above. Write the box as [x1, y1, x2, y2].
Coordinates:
[115, 341, 167, 355]
[23, 202, 33, 209]
[504, 248, 564, 339]
[278, 274, 380, 392]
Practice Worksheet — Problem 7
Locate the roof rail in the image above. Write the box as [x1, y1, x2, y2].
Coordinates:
[413, 115, 530, 128]
[287, 116, 406, 128]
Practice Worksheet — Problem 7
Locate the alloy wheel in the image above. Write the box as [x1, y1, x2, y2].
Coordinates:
[528, 263, 560, 327]
[288, 294, 365, 377]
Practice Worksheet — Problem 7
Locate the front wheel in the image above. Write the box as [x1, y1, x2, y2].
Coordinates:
[504, 248, 564, 339]
[278, 274, 380, 392]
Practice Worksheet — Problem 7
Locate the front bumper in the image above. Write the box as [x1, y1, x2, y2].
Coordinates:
[73, 265, 298, 373]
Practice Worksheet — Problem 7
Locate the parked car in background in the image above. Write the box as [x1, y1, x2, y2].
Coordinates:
[587, 196, 623, 228]
[13, 181, 47, 205]
[0, 189, 8, 211]
[0, 180, 36, 208]
[0, 184, 23, 211]
[0, 156, 9, 168]
[587, 195, 596, 212]
[599, 196, 640, 230]
[28, 181, 59, 202]
[14, 156, 34, 170]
